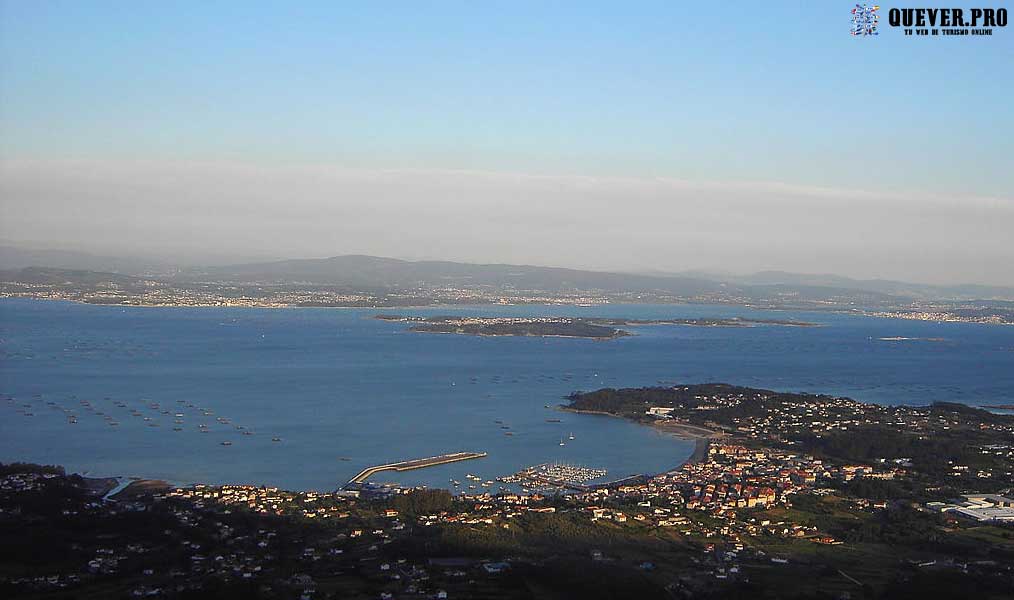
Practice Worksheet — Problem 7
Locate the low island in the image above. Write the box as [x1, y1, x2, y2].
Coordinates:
[375, 315, 817, 339]
[375, 315, 630, 339]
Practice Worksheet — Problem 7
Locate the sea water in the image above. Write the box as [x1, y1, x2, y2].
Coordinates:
[1, 299, 1012, 490]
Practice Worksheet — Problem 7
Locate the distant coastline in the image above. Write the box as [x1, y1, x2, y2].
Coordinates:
[3, 294, 1013, 326]
[2, 255, 1013, 326]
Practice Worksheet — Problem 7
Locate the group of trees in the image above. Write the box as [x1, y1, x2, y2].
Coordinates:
[565, 383, 774, 419]
[799, 425, 996, 474]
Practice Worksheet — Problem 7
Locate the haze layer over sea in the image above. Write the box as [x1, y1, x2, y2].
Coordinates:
[1, 300, 1012, 490]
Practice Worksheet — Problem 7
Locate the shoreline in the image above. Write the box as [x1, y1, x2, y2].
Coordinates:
[109, 478, 173, 499]
[653, 420, 725, 441]
[559, 405, 719, 471]
[4, 296, 1012, 326]
[559, 406, 721, 439]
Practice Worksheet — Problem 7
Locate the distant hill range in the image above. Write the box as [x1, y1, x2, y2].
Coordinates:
[1, 245, 1012, 303]
[675, 269, 1014, 303]
[177, 255, 729, 296]
[0, 266, 157, 296]
[0, 245, 172, 277]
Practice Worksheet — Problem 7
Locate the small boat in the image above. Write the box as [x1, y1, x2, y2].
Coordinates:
[504, 432, 514, 436]
[546, 418, 562, 423]
[559, 439, 566, 446]
[568, 433, 575, 440]
[173, 427, 183, 431]
[220, 441, 232, 446]
[272, 437, 281, 442]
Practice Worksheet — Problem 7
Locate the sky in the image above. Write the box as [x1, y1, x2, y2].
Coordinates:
[0, 1, 1012, 284]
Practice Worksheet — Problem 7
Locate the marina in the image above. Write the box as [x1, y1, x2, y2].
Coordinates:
[498, 462, 609, 491]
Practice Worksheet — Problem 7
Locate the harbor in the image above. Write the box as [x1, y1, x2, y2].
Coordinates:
[345, 451, 488, 486]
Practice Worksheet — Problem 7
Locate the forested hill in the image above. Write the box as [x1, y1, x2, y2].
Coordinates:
[564, 384, 815, 421]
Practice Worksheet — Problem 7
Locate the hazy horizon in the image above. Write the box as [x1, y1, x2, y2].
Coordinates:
[2, 3, 1012, 287]
[2, 160, 1012, 287]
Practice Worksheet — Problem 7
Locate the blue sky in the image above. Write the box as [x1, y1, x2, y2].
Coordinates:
[0, 2, 1012, 283]
[2, 1, 1011, 194]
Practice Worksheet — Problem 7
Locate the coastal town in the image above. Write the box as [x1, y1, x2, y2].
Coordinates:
[3, 383, 1013, 599]
[3, 266, 1013, 326]
[0, 274, 613, 309]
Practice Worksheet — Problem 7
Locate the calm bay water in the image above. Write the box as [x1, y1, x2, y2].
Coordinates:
[1, 299, 1013, 491]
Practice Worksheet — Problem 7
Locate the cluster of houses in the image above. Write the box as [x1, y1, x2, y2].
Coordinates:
[165, 484, 358, 519]
[0, 468, 64, 493]
[660, 444, 820, 510]
[0, 278, 609, 309]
